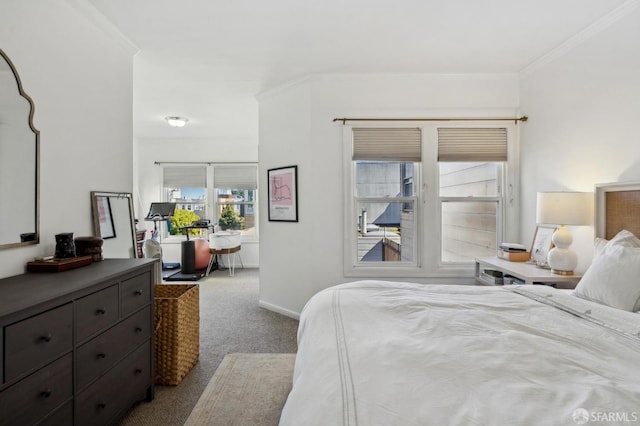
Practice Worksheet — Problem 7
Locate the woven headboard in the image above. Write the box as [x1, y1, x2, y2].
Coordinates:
[595, 182, 640, 239]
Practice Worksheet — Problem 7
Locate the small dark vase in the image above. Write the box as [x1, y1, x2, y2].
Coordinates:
[55, 232, 76, 259]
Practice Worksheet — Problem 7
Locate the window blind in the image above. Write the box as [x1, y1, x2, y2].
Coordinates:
[163, 166, 207, 187]
[437, 128, 508, 162]
[352, 128, 422, 162]
[214, 165, 257, 189]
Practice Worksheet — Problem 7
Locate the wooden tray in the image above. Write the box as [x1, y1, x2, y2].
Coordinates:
[27, 256, 93, 272]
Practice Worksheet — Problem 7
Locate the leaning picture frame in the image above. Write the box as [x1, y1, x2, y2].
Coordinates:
[268, 165, 298, 222]
[529, 225, 555, 265]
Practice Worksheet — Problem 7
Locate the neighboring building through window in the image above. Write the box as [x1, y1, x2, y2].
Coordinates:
[439, 162, 501, 262]
[216, 188, 256, 237]
[356, 161, 417, 263]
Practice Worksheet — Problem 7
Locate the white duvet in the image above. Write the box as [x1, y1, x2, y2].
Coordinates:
[280, 281, 640, 426]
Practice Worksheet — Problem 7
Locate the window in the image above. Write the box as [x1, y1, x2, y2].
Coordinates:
[213, 165, 258, 237]
[437, 128, 507, 263]
[347, 127, 421, 271]
[163, 166, 207, 235]
[162, 163, 258, 239]
[344, 122, 517, 277]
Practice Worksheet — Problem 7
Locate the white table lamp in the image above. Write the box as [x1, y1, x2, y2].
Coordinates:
[536, 192, 593, 275]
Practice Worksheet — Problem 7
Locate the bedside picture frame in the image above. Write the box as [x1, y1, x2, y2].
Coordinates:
[530, 225, 555, 265]
[268, 165, 298, 222]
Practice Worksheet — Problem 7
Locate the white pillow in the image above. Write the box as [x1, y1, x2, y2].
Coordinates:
[592, 229, 640, 261]
[593, 237, 608, 259]
[575, 236, 640, 311]
[603, 229, 640, 249]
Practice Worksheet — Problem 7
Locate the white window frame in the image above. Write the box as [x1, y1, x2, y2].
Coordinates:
[344, 121, 519, 278]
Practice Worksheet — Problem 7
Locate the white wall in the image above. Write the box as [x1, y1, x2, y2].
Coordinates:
[258, 74, 520, 317]
[519, 6, 640, 273]
[135, 137, 260, 267]
[0, 0, 135, 278]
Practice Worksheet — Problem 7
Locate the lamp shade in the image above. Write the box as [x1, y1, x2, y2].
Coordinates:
[536, 192, 593, 226]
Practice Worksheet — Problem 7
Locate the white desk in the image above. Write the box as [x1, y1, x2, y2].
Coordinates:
[475, 257, 582, 289]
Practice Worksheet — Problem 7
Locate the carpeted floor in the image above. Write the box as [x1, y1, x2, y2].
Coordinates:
[184, 353, 296, 426]
[118, 268, 299, 425]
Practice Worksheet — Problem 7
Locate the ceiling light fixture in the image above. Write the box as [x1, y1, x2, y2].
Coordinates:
[165, 116, 188, 127]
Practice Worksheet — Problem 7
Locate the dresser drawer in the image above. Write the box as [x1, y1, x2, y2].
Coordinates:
[38, 400, 73, 426]
[4, 304, 73, 382]
[76, 305, 151, 391]
[39, 401, 73, 426]
[76, 284, 119, 342]
[76, 341, 151, 425]
[0, 353, 72, 426]
[121, 271, 151, 316]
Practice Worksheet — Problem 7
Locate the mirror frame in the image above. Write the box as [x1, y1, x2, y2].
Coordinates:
[0, 48, 40, 250]
[90, 191, 138, 258]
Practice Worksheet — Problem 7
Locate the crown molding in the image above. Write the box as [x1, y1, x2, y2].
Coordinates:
[63, 0, 139, 55]
[520, 0, 640, 78]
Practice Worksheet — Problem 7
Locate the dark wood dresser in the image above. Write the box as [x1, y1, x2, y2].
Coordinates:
[0, 258, 159, 425]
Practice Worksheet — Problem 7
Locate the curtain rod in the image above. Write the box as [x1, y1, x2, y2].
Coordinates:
[154, 161, 258, 166]
[333, 116, 528, 125]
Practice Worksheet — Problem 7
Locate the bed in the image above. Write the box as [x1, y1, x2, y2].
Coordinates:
[280, 182, 640, 426]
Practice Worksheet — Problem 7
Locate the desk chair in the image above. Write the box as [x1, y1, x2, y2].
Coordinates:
[206, 231, 243, 276]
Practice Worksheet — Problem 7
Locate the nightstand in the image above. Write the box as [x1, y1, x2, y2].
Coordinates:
[475, 257, 582, 289]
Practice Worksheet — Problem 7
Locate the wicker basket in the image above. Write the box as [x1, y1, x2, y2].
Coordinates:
[154, 284, 200, 385]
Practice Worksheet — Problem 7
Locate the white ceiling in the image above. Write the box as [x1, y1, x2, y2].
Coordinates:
[85, 0, 629, 142]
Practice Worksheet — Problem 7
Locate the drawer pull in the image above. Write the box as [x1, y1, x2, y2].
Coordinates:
[97, 402, 107, 410]
[134, 289, 144, 296]
[135, 368, 143, 375]
[40, 389, 53, 398]
[135, 326, 143, 333]
[96, 308, 107, 315]
[97, 353, 107, 360]
[40, 333, 52, 343]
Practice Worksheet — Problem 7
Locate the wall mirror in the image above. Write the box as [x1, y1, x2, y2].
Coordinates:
[0, 48, 39, 249]
[91, 191, 137, 258]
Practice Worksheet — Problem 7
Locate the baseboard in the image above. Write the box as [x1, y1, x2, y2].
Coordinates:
[258, 300, 300, 320]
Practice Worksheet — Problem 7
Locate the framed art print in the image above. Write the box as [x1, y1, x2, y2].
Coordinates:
[529, 225, 555, 265]
[268, 165, 298, 222]
[96, 195, 116, 239]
